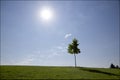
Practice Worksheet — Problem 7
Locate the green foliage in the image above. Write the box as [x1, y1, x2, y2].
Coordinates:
[68, 38, 81, 54]
[0, 66, 120, 79]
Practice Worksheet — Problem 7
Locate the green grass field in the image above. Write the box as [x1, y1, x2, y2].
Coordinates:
[0, 66, 120, 79]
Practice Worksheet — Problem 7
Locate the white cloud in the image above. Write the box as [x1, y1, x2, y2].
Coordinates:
[57, 46, 63, 50]
[20, 58, 34, 65]
[14, 44, 67, 65]
[15, 56, 34, 65]
[65, 33, 72, 39]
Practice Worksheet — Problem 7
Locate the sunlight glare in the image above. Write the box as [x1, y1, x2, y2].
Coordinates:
[40, 7, 53, 21]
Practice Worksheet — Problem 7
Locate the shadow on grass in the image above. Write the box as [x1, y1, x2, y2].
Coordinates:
[78, 67, 120, 77]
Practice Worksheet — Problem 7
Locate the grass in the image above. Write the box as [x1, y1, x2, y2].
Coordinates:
[0, 65, 120, 79]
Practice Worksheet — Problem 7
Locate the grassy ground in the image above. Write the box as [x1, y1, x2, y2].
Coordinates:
[0, 66, 120, 79]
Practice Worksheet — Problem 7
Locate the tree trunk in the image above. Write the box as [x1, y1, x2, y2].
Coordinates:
[74, 53, 77, 67]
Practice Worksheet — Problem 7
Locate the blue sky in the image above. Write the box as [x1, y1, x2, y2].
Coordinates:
[1, 0, 119, 68]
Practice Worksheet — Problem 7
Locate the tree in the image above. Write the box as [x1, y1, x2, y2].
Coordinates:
[116, 65, 119, 68]
[68, 38, 81, 67]
[110, 63, 115, 68]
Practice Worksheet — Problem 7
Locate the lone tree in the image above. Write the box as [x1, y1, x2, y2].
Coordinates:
[68, 38, 81, 67]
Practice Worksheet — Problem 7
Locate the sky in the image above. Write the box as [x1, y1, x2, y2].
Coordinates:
[1, 0, 119, 68]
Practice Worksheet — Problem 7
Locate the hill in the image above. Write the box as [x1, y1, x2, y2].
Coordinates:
[0, 66, 120, 79]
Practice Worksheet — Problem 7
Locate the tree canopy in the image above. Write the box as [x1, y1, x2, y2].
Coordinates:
[68, 38, 81, 54]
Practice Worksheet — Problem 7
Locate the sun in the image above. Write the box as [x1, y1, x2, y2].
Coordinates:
[40, 7, 53, 21]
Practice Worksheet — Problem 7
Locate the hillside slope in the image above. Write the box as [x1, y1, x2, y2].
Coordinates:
[0, 66, 120, 79]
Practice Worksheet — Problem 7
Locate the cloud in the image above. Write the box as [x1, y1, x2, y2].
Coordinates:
[15, 55, 34, 65]
[57, 46, 63, 50]
[20, 58, 34, 65]
[65, 33, 72, 39]
[14, 44, 67, 65]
